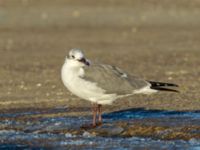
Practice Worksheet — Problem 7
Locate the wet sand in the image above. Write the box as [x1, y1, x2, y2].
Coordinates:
[0, 108, 200, 149]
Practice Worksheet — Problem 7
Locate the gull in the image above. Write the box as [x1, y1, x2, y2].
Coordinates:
[61, 49, 178, 127]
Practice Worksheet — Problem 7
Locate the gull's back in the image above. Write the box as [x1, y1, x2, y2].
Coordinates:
[81, 64, 149, 96]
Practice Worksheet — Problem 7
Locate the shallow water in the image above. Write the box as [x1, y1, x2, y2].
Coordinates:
[0, 108, 200, 150]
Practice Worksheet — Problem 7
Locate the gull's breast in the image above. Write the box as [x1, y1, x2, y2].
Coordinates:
[61, 68, 116, 104]
[66, 76, 117, 103]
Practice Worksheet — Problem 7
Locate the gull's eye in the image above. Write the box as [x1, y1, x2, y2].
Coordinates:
[71, 55, 75, 59]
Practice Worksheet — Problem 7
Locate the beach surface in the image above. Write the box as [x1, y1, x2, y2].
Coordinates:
[0, 0, 200, 113]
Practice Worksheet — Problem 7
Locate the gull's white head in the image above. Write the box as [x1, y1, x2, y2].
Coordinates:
[65, 48, 90, 67]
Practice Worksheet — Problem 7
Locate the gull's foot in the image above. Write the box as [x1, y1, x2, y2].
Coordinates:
[80, 124, 97, 129]
[96, 122, 103, 126]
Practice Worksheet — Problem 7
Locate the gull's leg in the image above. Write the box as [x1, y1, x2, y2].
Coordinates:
[98, 104, 102, 125]
[92, 103, 98, 127]
[80, 103, 97, 129]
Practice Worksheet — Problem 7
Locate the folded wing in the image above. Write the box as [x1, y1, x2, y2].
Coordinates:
[81, 64, 149, 95]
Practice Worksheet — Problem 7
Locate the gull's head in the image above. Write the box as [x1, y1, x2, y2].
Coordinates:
[65, 48, 90, 67]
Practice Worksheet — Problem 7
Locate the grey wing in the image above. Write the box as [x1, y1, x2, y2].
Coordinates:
[81, 64, 149, 95]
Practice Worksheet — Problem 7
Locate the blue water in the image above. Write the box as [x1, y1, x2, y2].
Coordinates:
[0, 108, 200, 150]
[104, 108, 200, 120]
[1, 132, 200, 150]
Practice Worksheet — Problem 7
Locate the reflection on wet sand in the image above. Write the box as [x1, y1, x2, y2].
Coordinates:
[0, 108, 200, 149]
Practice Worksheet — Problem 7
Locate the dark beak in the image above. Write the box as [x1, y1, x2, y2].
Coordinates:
[78, 58, 90, 66]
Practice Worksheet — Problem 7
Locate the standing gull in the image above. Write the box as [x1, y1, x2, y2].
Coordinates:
[61, 49, 178, 127]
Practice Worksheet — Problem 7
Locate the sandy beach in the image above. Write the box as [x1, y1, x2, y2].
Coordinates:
[0, 0, 200, 114]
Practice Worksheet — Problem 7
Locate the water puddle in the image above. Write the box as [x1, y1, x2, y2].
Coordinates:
[0, 108, 200, 149]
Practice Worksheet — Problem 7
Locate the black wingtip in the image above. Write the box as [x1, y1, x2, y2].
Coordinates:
[151, 87, 179, 93]
[148, 81, 179, 87]
[148, 81, 179, 93]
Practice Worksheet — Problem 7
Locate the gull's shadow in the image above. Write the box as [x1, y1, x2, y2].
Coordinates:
[103, 107, 200, 120]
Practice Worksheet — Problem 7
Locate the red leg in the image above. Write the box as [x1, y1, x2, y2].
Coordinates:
[98, 104, 102, 125]
[80, 103, 98, 129]
[92, 103, 97, 127]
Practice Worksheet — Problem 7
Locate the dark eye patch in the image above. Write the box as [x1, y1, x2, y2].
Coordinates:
[72, 55, 75, 59]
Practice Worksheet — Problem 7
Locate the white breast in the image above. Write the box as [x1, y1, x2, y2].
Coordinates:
[61, 63, 117, 104]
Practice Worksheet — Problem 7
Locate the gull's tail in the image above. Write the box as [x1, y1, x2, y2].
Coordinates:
[148, 81, 179, 93]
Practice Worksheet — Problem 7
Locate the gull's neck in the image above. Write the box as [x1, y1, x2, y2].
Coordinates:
[62, 59, 84, 78]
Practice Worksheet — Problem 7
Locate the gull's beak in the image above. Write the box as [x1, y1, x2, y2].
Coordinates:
[78, 58, 90, 66]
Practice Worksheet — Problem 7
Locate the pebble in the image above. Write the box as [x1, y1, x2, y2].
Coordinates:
[65, 133, 73, 138]
[93, 125, 124, 136]
[82, 131, 95, 137]
[36, 83, 42, 87]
